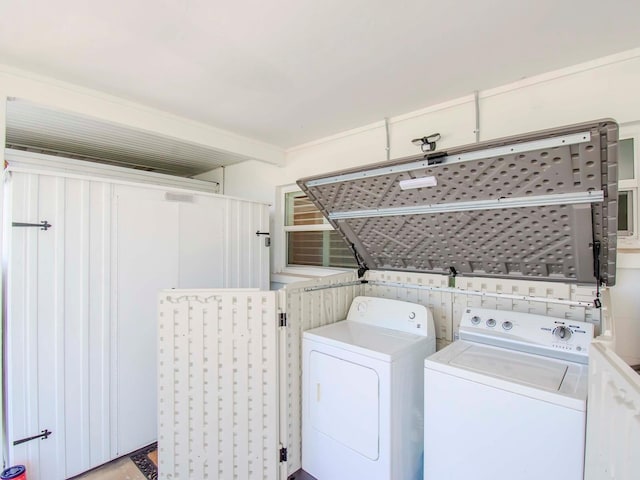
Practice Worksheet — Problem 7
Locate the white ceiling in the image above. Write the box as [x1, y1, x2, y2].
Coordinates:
[1, 0, 639, 148]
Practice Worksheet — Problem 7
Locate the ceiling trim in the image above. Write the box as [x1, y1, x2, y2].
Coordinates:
[481, 46, 640, 99]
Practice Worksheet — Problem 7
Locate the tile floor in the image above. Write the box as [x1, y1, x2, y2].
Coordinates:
[70, 457, 315, 480]
[69, 456, 147, 480]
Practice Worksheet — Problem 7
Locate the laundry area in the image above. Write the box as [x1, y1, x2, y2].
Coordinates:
[0, 2, 639, 480]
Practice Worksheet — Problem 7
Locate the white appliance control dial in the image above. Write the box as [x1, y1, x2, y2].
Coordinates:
[553, 326, 572, 341]
[471, 315, 481, 325]
[409, 312, 416, 320]
[486, 318, 496, 327]
[502, 321, 513, 331]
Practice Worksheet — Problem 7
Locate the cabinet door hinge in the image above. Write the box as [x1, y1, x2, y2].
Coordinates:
[279, 313, 287, 327]
[279, 447, 288, 462]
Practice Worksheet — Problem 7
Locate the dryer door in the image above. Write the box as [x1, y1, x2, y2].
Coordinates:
[308, 351, 380, 459]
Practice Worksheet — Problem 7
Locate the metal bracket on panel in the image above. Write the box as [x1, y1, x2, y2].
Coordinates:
[12, 220, 52, 231]
[590, 203, 603, 308]
[448, 266, 458, 288]
[279, 313, 287, 327]
[279, 447, 288, 462]
[426, 151, 448, 165]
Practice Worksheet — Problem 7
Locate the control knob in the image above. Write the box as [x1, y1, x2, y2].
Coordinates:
[471, 315, 481, 325]
[553, 326, 572, 341]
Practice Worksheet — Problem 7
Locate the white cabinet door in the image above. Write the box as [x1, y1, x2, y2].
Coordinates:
[5, 172, 112, 479]
[114, 186, 180, 455]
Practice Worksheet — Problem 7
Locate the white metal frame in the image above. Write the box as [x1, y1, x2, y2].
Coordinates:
[329, 190, 603, 220]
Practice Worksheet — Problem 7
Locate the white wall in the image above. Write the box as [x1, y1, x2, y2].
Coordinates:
[222, 47, 640, 363]
[224, 48, 640, 204]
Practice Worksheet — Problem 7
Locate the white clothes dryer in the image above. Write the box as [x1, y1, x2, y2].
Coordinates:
[302, 296, 436, 480]
[424, 308, 593, 480]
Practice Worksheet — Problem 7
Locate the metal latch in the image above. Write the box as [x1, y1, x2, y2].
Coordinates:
[12, 220, 52, 231]
[14, 429, 52, 445]
[256, 231, 271, 247]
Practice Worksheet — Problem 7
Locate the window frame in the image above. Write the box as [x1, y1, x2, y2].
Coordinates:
[618, 123, 640, 250]
[273, 184, 352, 282]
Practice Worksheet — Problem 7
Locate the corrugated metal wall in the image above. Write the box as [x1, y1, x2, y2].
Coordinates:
[5, 171, 113, 478]
[585, 342, 640, 480]
[223, 198, 270, 290]
[157, 290, 279, 480]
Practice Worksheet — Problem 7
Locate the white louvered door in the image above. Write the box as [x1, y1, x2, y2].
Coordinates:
[158, 289, 281, 480]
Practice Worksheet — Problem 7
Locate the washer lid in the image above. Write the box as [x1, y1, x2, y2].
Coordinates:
[450, 345, 567, 391]
[304, 320, 429, 361]
[297, 119, 618, 285]
[425, 341, 588, 410]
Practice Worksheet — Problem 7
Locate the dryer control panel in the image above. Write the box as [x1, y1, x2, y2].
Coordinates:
[458, 308, 593, 364]
[346, 296, 435, 338]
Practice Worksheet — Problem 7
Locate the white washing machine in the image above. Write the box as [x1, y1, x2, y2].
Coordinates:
[423, 308, 594, 480]
[302, 296, 436, 480]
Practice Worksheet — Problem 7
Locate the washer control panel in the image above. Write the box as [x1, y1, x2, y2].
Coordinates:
[459, 308, 594, 362]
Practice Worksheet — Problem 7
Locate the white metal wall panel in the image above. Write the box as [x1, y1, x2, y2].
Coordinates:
[283, 272, 362, 474]
[585, 342, 640, 480]
[223, 199, 270, 290]
[114, 185, 180, 455]
[177, 196, 224, 288]
[158, 290, 279, 480]
[5, 171, 112, 479]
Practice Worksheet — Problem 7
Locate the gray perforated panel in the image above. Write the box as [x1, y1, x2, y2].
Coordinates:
[298, 120, 618, 285]
[307, 143, 603, 211]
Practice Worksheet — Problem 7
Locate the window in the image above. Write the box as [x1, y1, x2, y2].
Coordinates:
[284, 191, 357, 268]
[618, 126, 640, 248]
